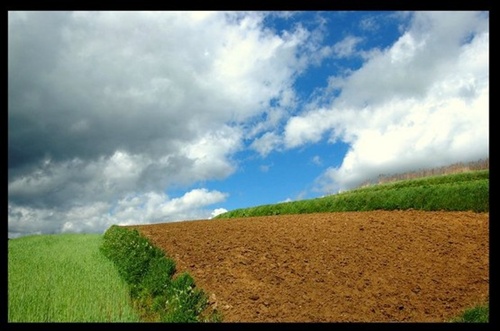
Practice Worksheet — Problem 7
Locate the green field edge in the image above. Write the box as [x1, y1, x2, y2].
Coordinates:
[100, 225, 222, 322]
[215, 170, 489, 219]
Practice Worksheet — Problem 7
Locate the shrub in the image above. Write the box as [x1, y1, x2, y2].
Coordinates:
[100, 225, 220, 322]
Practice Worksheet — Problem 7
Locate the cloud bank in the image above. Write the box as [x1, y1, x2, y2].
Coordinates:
[8, 11, 325, 237]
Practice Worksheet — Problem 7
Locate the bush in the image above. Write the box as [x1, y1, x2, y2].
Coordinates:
[100, 226, 153, 286]
[100, 225, 220, 322]
[160, 273, 209, 322]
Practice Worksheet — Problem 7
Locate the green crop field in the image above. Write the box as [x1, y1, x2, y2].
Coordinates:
[8, 229, 220, 323]
[215, 169, 489, 219]
[8, 233, 140, 322]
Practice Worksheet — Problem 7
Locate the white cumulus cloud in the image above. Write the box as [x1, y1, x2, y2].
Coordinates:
[283, 11, 489, 193]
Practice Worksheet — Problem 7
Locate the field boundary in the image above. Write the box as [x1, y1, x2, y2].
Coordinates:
[215, 169, 488, 219]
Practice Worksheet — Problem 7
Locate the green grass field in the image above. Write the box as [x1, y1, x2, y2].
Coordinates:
[8, 233, 141, 322]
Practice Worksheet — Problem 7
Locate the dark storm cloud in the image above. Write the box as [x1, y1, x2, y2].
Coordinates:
[8, 12, 194, 172]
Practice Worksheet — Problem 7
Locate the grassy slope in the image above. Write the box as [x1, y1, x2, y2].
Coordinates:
[215, 169, 489, 219]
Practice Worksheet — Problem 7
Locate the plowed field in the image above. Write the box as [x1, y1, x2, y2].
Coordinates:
[129, 210, 489, 322]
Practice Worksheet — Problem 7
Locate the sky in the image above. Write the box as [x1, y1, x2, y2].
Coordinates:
[8, 11, 489, 238]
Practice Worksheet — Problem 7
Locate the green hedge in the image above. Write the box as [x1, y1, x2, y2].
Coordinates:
[100, 225, 221, 322]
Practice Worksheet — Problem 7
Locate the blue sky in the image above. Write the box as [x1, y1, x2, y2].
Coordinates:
[8, 11, 489, 237]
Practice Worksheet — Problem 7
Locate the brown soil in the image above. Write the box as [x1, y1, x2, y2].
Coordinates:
[128, 210, 489, 322]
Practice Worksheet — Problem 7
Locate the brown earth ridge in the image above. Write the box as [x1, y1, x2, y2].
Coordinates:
[129, 210, 489, 322]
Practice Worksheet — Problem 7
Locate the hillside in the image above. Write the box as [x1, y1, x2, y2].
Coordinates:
[127, 167, 489, 322]
[130, 210, 488, 322]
